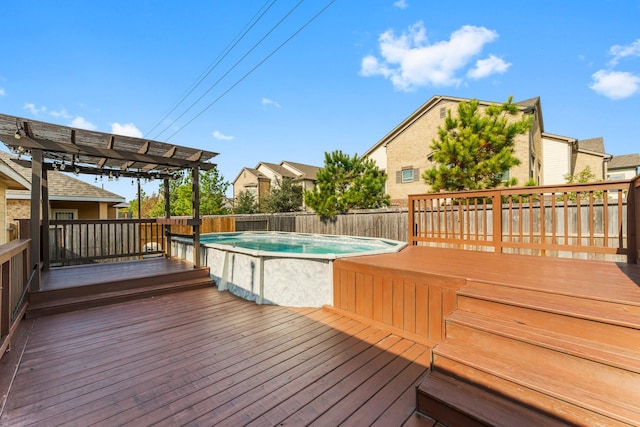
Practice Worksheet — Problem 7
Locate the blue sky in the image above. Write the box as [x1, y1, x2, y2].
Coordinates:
[1, 0, 639, 201]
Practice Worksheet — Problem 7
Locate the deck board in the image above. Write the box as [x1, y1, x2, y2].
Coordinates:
[1, 287, 429, 426]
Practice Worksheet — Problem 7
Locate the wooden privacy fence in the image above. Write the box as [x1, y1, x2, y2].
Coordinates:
[0, 239, 33, 359]
[409, 177, 640, 262]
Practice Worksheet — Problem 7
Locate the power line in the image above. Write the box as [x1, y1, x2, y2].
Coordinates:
[147, 0, 277, 139]
[155, 0, 307, 140]
[165, 0, 337, 142]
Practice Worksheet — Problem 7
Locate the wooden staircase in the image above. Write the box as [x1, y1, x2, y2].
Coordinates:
[27, 265, 213, 318]
[417, 280, 640, 426]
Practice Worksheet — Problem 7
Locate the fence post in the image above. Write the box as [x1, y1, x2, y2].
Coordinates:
[492, 191, 502, 253]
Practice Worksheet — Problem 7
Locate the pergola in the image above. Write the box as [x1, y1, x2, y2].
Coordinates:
[0, 113, 219, 290]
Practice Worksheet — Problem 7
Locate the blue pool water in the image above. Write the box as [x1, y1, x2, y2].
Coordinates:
[200, 231, 401, 255]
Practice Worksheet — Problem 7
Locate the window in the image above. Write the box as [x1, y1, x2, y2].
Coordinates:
[396, 167, 419, 183]
[608, 173, 625, 181]
[440, 107, 446, 118]
[499, 169, 510, 182]
[52, 209, 77, 220]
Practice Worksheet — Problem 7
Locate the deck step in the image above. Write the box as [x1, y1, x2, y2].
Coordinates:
[432, 338, 640, 426]
[457, 281, 640, 352]
[417, 370, 567, 427]
[30, 266, 212, 304]
[447, 310, 640, 375]
[26, 278, 213, 318]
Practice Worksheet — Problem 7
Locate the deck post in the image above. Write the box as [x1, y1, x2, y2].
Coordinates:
[628, 177, 639, 264]
[29, 149, 42, 290]
[408, 196, 415, 245]
[492, 191, 502, 253]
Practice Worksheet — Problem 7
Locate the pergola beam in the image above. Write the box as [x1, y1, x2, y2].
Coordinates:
[11, 135, 215, 170]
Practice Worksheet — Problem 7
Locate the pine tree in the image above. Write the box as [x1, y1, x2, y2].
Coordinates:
[422, 96, 532, 192]
[304, 150, 389, 217]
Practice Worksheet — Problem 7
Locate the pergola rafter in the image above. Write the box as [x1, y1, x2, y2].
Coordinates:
[0, 113, 217, 290]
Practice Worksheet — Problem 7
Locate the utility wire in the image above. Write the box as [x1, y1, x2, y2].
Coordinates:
[156, 0, 308, 140]
[147, 0, 277, 139]
[166, 0, 337, 142]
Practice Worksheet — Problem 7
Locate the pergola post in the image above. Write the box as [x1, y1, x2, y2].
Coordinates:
[192, 167, 200, 267]
[164, 178, 172, 259]
[29, 149, 42, 291]
[41, 165, 50, 270]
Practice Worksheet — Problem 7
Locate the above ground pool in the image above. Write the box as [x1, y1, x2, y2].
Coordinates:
[199, 231, 403, 257]
[172, 231, 407, 307]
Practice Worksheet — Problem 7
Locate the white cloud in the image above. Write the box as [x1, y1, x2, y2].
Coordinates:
[70, 116, 97, 130]
[360, 22, 504, 90]
[111, 122, 142, 137]
[393, 0, 408, 9]
[0, 88, 5, 96]
[49, 108, 72, 119]
[608, 39, 640, 66]
[261, 97, 281, 108]
[212, 130, 234, 141]
[467, 54, 511, 79]
[24, 103, 47, 115]
[589, 70, 640, 99]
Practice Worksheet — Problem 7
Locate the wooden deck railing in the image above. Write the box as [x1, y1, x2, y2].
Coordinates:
[0, 239, 33, 359]
[409, 176, 640, 263]
[48, 219, 166, 266]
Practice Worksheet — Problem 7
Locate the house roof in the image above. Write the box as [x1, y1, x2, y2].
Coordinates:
[0, 113, 218, 180]
[258, 162, 297, 179]
[541, 132, 577, 143]
[577, 137, 606, 154]
[0, 157, 30, 190]
[362, 95, 543, 159]
[609, 153, 640, 170]
[0, 151, 125, 202]
[232, 167, 268, 185]
[281, 161, 321, 181]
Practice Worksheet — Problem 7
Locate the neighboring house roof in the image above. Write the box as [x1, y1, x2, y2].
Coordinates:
[258, 162, 297, 179]
[577, 137, 606, 154]
[362, 94, 543, 159]
[0, 151, 125, 202]
[541, 132, 576, 144]
[232, 167, 267, 185]
[281, 161, 321, 181]
[0, 158, 30, 190]
[609, 153, 640, 170]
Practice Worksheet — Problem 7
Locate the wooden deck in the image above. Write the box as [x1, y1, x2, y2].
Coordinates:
[0, 286, 431, 426]
[3, 247, 640, 425]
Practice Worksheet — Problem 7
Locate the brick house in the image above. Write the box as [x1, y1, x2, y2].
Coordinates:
[363, 95, 616, 206]
[0, 151, 126, 225]
[232, 161, 320, 210]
